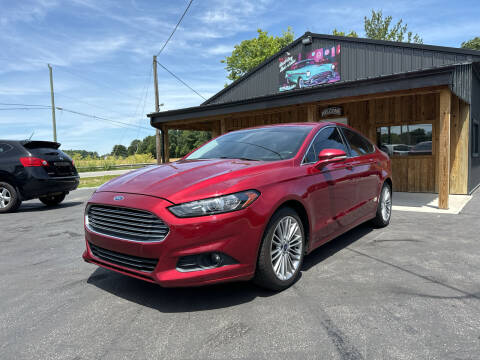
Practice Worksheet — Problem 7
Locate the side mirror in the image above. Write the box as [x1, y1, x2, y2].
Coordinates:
[315, 148, 347, 167]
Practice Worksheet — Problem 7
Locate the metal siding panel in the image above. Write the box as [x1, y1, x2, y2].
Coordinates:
[469, 67, 480, 192]
[422, 50, 434, 68]
[384, 45, 393, 74]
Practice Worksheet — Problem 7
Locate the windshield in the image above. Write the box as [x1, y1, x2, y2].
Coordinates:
[186, 126, 312, 161]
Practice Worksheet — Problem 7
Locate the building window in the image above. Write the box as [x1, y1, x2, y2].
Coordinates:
[376, 124, 433, 156]
[473, 120, 479, 157]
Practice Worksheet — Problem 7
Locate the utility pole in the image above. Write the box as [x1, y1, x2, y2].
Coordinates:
[153, 55, 163, 164]
[48, 64, 57, 142]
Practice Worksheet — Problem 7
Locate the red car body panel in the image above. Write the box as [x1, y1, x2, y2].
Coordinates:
[83, 122, 391, 287]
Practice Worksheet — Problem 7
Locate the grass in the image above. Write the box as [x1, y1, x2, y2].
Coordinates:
[78, 175, 120, 188]
[73, 154, 156, 172]
[76, 165, 147, 173]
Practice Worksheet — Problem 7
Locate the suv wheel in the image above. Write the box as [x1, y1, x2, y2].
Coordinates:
[254, 207, 305, 291]
[39, 192, 66, 206]
[0, 182, 21, 213]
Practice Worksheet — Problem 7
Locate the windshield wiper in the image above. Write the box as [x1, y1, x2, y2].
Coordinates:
[218, 156, 259, 161]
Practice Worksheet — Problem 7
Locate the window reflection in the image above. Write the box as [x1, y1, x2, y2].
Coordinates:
[376, 124, 432, 156]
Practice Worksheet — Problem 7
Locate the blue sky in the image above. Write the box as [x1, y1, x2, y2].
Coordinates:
[0, 0, 478, 154]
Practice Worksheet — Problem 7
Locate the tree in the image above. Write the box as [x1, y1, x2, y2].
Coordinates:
[111, 144, 128, 157]
[222, 28, 294, 82]
[333, 10, 423, 44]
[137, 135, 156, 157]
[332, 29, 358, 38]
[461, 37, 480, 50]
[127, 139, 142, 156]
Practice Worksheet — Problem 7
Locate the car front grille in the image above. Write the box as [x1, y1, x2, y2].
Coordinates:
[86, 204, 169, 242]
[89, 242, 158, 272]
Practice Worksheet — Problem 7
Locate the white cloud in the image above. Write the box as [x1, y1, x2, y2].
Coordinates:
[205, 44, 234, 56]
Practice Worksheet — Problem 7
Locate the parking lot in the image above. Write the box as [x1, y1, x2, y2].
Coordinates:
[1, 188, 479, 360]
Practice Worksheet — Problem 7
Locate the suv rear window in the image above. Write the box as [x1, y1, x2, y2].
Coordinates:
[22, 141, 60, 150]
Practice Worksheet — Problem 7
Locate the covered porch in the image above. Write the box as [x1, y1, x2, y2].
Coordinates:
[149, 73, 470, 210]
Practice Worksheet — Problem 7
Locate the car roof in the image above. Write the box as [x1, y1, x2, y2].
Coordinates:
[225, 122, 353, 134]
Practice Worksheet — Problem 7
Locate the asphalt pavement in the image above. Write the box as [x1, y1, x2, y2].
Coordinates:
[1, 188, 479, 359]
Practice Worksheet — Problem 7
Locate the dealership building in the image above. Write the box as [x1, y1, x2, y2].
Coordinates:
[148, 32, 480, 209]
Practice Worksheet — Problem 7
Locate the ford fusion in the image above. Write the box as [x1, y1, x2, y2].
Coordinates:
[83, 123, 392, 290]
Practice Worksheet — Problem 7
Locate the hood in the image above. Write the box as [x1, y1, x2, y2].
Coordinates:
[96, 159, 281, 203]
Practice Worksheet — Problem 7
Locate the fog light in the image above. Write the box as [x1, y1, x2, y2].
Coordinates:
[176, 252, 237, 272]
[211, 253, 222, 266]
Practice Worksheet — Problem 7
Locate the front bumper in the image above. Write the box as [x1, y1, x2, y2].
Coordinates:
[82, 191, 266, 287]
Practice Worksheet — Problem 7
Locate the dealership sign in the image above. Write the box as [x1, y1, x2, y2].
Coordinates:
[321, 106, 343, 117]
[278, 45, 341, 92]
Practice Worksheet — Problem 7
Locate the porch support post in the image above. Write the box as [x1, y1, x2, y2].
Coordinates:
[211, 120, 221, 138]
[161, 125, 169, 163]
[220, 118, 226, 134]
[307, 104, 318, 122]
[438, 89, 451, 209]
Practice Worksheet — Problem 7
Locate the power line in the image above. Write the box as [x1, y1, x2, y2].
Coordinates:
[55, 107, 152, 130]
[156, 0, 194, 56]
[157, 62, 206, 100]
[0, 102, 51, 108]
[56, 93, 135, 118]
[0, 107, 51, 111]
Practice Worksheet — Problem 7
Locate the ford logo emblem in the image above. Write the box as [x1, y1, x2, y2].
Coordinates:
[113, 195, 124, 201]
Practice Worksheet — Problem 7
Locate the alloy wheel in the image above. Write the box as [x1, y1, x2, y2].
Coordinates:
[270, 216, 303, 281]
[0, 187, 11, 208]
[381, 186, 392, 222]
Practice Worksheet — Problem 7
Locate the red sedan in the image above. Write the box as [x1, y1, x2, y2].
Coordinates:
[83, 123, 392, 291]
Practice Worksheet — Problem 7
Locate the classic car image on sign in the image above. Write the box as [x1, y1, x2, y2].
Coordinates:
[83, 123, 392, 291]
[279, 45, 341, 91]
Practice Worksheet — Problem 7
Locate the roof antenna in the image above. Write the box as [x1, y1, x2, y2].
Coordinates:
[28, 130, 35, 140]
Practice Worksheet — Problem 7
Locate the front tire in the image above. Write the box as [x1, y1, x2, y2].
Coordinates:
[372, 182, 392, 228]
[254, 207, 305, 291]
[0, 182, 21, 213]
[39, 193, 66, 206]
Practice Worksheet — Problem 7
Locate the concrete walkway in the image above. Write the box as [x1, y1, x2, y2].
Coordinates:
[392, 191, 472, 214]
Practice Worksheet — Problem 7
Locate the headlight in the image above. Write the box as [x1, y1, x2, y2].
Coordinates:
[168, 190, 260, 218]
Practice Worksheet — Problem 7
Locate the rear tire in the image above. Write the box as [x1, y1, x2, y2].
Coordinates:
[0, 182, 21, 213]
[254, 207, 305, 291]
[372, 182, 392, 228]
[39, 193, 66, 206]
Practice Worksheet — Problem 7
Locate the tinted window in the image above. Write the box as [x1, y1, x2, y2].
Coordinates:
[0, 143, 13, 155]
[377, 124, 432, 156]
[303, 127, 347, 164]
[186, 126, 312, 161]
[342, 128, 374, 156]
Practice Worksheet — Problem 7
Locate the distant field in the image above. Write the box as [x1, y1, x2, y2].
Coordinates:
[78, 175, 119, 188]
[73, 154, 155, 172]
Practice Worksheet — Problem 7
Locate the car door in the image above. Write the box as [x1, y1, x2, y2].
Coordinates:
[340, 127, 381, 219]
[302, 126, 357, 244]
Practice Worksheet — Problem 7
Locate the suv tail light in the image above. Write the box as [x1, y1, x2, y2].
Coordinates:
[20, 157, 48, 167]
